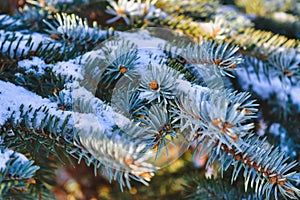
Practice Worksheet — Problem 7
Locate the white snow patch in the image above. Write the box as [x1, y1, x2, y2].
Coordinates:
[119, 30, 167, 50]
[290, 87, 300, 108]
[52, 60, 83, 81]
[18, 57, 47, 74]
[72, 87, 131, 133]
[137, 48, 166, 66]
[0, 80, 51, 126]
[269, 123, 283, 136]
[0, 149, 28, 172]
[0, 80, 72, 131]
[81, 49, 106, 62]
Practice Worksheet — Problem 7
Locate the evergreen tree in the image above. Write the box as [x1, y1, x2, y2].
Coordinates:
[0, 0, 299, 199]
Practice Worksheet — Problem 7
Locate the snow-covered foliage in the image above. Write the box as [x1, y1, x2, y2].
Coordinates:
[0, 0, 299, 199]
